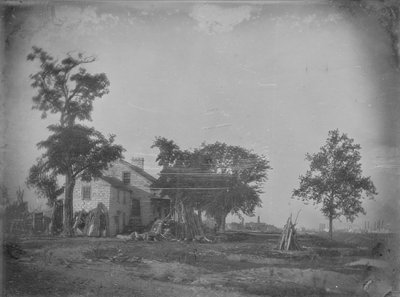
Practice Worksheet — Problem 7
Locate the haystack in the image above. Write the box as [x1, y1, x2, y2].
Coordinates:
[172, 201, 210, 241]
[278, 214, 301, 250]
[73, 203, 109, 237]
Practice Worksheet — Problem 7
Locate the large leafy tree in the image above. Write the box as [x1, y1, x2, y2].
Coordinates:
[151, 138, 213, 238]
[151, 138, 221, 211]
[292, 129, 377, 239]
[199, 142, 271, 231]
[151, 138, 271, 232]
[27, 47, 124, 236]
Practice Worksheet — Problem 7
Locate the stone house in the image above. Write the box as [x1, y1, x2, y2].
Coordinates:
[73, 158, 170, 236]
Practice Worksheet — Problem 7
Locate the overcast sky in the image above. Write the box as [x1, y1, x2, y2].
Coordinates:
[3, 1, 400, 229]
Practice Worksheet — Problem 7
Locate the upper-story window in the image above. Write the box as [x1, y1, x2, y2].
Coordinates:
[82, 186, 91, 200]
[123, 172, 131, 185]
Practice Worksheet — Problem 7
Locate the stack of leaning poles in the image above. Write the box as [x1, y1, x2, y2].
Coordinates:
[278, 214, 302, 251]
[172, 200, 211, 242]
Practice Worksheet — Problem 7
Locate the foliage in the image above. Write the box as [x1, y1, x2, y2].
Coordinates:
[27, 47, 110, 126]
[27, 47, 123, 235]
[199, 142, 270, 225]
[0, 185, 9, 206]
[151, 137, 271, 231]
[152, 139, 224, 209]
[152, 137, 183, 167]
[292, 129, 377, 238]
[35, 124, 124, 181]
[4, 188, 30, 234]
[26, 160, 64, 207]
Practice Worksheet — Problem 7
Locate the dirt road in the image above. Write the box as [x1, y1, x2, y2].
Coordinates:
[4, 232, 396, 297]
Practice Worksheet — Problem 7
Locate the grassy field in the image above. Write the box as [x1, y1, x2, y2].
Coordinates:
[3, 231, 399, 297]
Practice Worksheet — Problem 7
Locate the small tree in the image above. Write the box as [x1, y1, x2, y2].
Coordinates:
[292, 129, 377, 239]
[26, 160, 64, 234]
[4, 187, 29, 234]
[27, 47, 124, 236]
[0, 185, 9, 206]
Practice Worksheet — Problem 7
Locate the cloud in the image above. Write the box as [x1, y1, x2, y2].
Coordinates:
[52, 6, 119, 36]
[190, 5, 257, 35]
[272, 12, 343, 28]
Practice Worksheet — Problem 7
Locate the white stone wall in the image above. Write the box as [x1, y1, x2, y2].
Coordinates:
[108, 187, 132, 236]
[73, 179, 111, 213]
[104, 160, 157, 226]
[73, 178, 132, 236]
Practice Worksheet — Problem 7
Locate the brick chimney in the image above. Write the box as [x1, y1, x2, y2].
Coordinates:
[131, 157, 144, 169]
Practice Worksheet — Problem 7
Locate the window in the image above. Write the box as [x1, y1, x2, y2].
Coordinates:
[123, 191, 126, 205]
[122, 172, 131, 185]
[82, 186, 91, 200]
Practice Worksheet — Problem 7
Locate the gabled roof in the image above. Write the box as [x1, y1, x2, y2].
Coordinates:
[119, 159, 157, 183]
[100, 176, 132, 192]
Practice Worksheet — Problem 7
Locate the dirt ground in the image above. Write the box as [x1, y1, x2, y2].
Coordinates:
[3, 232, 399, 297]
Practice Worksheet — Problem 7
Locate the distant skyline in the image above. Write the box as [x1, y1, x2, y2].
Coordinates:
[3, 1, 400, 230]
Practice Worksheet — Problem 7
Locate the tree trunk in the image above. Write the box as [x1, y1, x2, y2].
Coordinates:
[63, 173, 75, 236]
[328, 215, 333, 240]
[197, 209, 202, 223]
[49, 204, 56, 235]
[219, 213, 227, 232]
